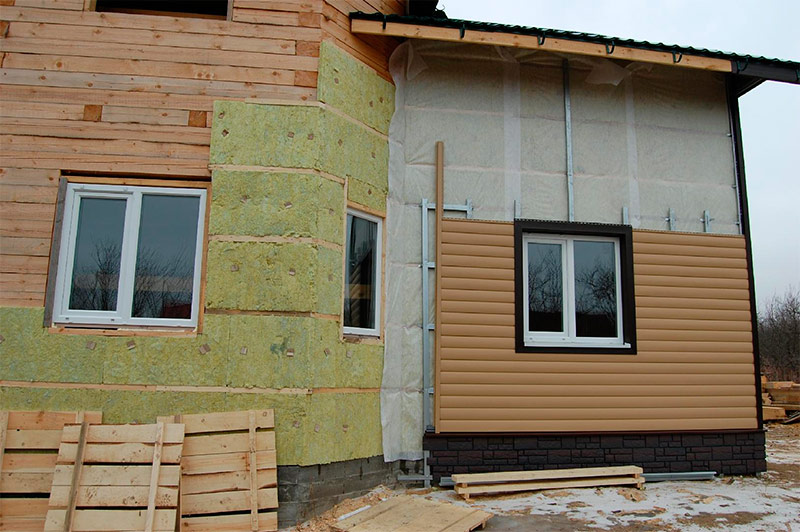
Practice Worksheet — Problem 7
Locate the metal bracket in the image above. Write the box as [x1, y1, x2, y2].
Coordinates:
[397, 451, 432, 488]
[538, 32, 546, 46]
[665, 208, 676, 231]
[459, 24, 466, 39]
[702, 210, 714, 233]
[622, 206, 629, 225]
[382, 14, 387, 30]
[736, 58, 749, 72]
[605, 41, 615, 55]
[672, 50, 683, 63]
[421, 198, 473, 432]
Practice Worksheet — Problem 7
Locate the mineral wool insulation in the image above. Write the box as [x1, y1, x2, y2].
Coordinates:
[381, 40, 741, 461]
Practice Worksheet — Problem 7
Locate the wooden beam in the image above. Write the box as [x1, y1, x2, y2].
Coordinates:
[351, 19, 733, 73]
[434, 140, 444, 433]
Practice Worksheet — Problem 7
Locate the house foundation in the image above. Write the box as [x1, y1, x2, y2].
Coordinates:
[424, 430, 767, 483]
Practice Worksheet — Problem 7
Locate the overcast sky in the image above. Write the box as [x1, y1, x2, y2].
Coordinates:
[442, 0, 799, 309]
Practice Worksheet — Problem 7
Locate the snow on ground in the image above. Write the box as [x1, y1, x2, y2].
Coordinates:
[289, 423, 800, 532]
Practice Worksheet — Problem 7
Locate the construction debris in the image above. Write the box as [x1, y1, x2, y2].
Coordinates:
[333, 495, 492, 532]
[1, 409, 277, 532]
[761, 378, 800, 421]
[452, 466, 644, 500]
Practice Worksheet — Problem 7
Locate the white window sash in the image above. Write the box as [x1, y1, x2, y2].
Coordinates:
[53, 184, 206, 328]
[343, 209, 382, 337]
[523, 233, 626, 348]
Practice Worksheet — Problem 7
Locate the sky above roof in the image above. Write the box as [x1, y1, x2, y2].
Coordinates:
[442, 0, 799, 307]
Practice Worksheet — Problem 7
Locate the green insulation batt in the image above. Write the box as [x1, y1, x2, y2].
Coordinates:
[0, 308, 382, 390]
[0, 385, 381, 466]
[210, 102, 388, 196]
[0, 307, 384, 465]
[205, 241, 342, 315]
[317, 41, 395, 135]
[210, 170, 344, 244]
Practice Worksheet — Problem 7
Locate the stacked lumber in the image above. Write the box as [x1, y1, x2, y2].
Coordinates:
[158, 410, 278, 532]
[761, 379, 800, 421]
[0, 410, 102, 532]
[334, 495, 492, 532]
[44, 421, 185, 531]
[452, 465, 644, 500]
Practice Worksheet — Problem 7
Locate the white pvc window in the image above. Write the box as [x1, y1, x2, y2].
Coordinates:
[53, 183, 206, 328]
[343, 209, 382, 336]
[522, 234, 626, 348]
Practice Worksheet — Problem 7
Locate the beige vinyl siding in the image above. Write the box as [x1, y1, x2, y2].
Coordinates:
[435, 218, 758, 433]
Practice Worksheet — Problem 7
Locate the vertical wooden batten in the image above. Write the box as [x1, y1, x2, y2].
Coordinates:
[434, 141, 444, 433]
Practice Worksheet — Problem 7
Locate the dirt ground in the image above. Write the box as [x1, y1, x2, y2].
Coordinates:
[286, 423, 800, 532]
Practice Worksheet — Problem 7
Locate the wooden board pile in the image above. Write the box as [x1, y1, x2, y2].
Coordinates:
[452, 465, 644, 500]
[0, 409, 278, 532]
[1, 411, 103, 531]
[334, 495, 492, 532]
[159, 410, 278, 532]
[761, 377, 800, 421]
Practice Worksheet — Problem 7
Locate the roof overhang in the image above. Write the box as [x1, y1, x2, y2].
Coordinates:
[350, 13, 799, 97]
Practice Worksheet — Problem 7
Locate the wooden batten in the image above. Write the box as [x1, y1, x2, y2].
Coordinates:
[351, 18, 734, 73]
[435, 219, 758, 433]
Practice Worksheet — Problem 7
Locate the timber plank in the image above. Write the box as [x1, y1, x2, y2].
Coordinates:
[45, 422, 183, 532]
[334, 495, 492, 532]
[159, 410, 277, 530]
[0, 411, 101, 528]
[5, 21, 296, 55]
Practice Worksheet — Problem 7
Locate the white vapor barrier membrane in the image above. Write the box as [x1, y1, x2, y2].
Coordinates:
[380, 40, 740, 461]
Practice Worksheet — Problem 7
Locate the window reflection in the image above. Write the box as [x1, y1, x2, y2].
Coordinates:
[344, 214, 378, 330]
[69, 198, 126, 311]
[132, 195, 200, 319]
[528, 242, 563, 332]
[574, 240, 617, 337]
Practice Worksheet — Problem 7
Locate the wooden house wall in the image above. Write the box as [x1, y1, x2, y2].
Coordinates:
[436, 218, 758, 433]
[0, 0, 401, 308]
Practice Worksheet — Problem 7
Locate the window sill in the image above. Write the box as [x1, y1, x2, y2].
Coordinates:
[342, 334, 383, 345]
[516, 342, 636, 355]
[49, 325, 197, 338]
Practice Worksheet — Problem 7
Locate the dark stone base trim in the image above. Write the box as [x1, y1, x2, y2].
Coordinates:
[277, 455, 418, 527]
[424, 430, 766, 483]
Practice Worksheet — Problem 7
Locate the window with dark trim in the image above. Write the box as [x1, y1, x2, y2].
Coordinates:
[514, 220, 636, 354]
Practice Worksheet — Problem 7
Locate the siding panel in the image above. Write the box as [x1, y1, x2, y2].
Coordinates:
[436, 219, 758, 433]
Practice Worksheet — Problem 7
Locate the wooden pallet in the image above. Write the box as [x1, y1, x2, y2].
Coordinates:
[763, 406, 787, 421]
[334, 495, 492, 532]
[158, 410, 278, 532]
[452, 465, 644, 500]
[43, 421, 185, 532]
[1, 410, 102, 532]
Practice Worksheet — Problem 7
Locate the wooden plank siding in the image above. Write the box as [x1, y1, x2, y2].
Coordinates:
[435, 218, 758, 433]
[0, 0, 400, 307]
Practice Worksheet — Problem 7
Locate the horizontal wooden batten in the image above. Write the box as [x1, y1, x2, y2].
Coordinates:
[436, 219, 756, 433]
[351, 19, 734, 73]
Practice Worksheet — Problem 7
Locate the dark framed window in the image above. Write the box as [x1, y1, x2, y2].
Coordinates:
[514, 220, 636, 354]
[95, 0, 229, 19]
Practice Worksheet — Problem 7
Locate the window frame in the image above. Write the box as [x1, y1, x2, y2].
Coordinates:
[52, 183, 207, 329]
[342, 208, 383, 337]
[514, 220, 636, 354]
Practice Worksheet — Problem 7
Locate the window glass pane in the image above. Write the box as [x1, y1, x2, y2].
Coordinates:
[574, 240, 618, 337]
[132, 194, 200, 319]
[527, 242, 563, 332]
[69, 198, 126, 311]
[344, 214, 378, 330]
